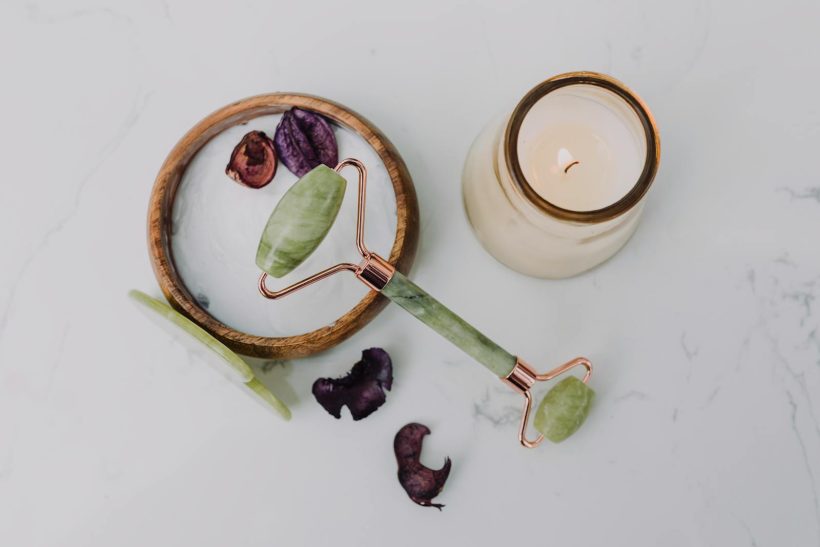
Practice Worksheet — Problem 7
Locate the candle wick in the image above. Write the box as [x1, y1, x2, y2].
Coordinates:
[563, 160, 580, 174]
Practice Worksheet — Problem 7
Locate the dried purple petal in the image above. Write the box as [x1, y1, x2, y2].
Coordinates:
[394, 423, 451, 510]
[225, 130, 277, 188]
[312, 348, 392, 420]
[273, 108, 339, 177]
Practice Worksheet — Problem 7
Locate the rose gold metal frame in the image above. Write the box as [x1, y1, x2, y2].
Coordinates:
[260, 159, 594, 450]
[259, 158, 396, 300]
[502, 356, 592, 448]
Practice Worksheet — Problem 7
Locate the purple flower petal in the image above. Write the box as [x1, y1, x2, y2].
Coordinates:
[394, 423, 451, 510]
[274, 108, 339, 177]
[312, 348, 393, 420]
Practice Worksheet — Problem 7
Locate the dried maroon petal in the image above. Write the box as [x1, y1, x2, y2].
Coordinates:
[312, 348, 392, 420]
[225, 130, 277, 188]
[394, 423, 451, 510]
[273, 108, 338, 177]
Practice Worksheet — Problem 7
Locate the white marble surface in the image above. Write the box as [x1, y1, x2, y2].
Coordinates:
[2, 1, 819, 545]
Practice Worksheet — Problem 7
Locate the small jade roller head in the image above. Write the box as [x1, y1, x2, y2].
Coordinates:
[534, 376, 594, 443]
[256, 164, 347, 278]
[501, 357, 595, 447]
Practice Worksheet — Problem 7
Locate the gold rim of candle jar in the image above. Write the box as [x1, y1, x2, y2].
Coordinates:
[504, 71, 661, 224]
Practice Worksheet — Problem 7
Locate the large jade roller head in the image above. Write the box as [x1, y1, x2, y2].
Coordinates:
[256, 164, 347, 278]
[256, 158, 595, 448]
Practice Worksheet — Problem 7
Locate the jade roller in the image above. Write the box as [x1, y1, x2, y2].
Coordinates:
[257, 158, 594, 448]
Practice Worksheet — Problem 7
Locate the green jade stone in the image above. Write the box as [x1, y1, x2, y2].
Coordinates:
[128, 290, 291, 420]
[381, 271, 517, 377]
[534, 376, 594, 443]
[256, 164, 347, 277]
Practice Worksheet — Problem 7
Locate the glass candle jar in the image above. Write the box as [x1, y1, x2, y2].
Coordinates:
[462, 72, 660, 278]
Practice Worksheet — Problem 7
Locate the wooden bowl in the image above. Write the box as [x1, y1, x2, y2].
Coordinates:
[147, 94, 419, 359]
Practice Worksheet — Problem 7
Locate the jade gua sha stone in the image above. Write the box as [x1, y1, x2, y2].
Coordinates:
[256, 159, 594, 447]
[128, 290, 291, 420]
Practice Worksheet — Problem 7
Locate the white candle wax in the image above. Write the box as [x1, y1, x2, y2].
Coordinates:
[516, 84, 647, 212]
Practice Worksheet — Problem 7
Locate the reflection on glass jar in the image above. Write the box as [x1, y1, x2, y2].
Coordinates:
[462, 72, 660, 279]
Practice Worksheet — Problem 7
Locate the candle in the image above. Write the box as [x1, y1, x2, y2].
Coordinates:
[516, 84, 647, 211]
[462, 72, 660, 278]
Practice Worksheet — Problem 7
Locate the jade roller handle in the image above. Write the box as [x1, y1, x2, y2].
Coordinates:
[380, 270, 516, 377]
[354, 254, 594, 447]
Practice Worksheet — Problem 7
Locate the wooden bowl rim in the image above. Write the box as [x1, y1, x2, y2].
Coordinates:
[147, 93, 419, 358]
